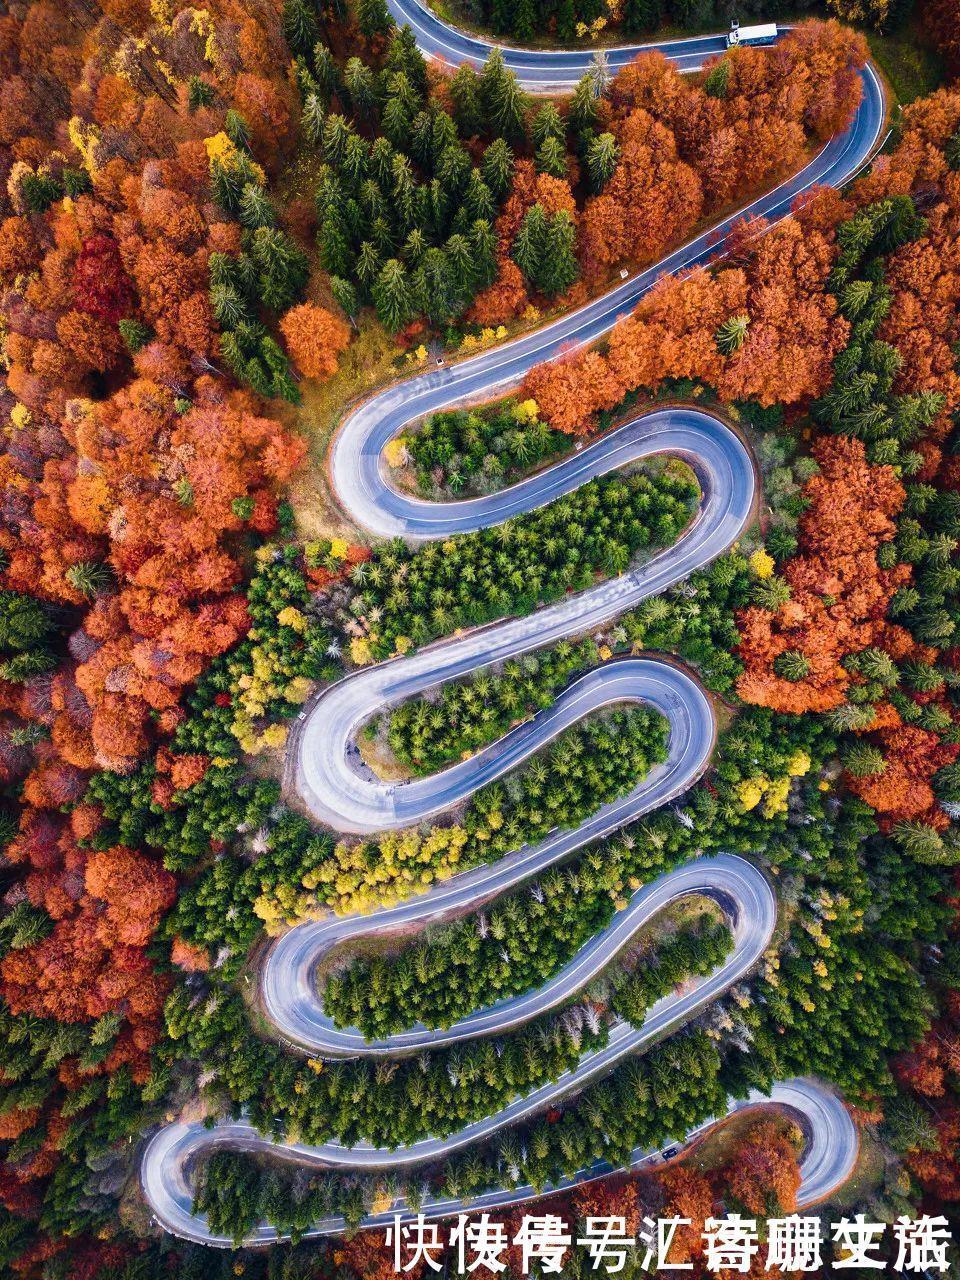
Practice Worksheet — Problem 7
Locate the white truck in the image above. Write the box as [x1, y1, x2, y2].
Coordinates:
[726, 19, 778, 46]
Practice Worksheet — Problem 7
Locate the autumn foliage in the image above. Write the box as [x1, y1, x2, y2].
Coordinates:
[524, 199, 849, 434]
[279, 302, 351, 380]
[737, 437, 912, 713]
[0, 0, 309, 1217]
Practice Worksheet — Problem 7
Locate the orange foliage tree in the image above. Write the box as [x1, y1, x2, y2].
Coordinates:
[279, 302, 351, 380]
[737, 436, 913, 713]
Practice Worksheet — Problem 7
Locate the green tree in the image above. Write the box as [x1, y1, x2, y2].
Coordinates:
[283, 0, 319, 56]
[356, 0, 393, 36]
[373, 258, 414, 331]
[585, 133, 619, 192]
[704, 58, 731, 99]
[481, 137, 514, 198]
[479, 50, 529, 142]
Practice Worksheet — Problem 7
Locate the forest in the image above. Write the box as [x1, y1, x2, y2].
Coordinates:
[0, 0, 958, 1274]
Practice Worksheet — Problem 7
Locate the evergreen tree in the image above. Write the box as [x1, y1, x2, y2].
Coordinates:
[318, 213, 353, 279]
[312, 42, 342, 102]
[461, 170, 496, 224]
[356, 0, 394, 37]
[225, 109, 251, 154]
[585, 132, 619, 192]
[513, 203, 548, 282]
[301, 92, 325, 145]
[556, 0, 577, 40]
[415, 247, 458, 325]
[623, 0, 662, 31]
[450, 65, 482, 137]
[535, 136, 567, 179]
[704, 58, 731, 99]
[373, 258, 414, 331]
[343, 57, 377, 119]
[238, 184, 276, 230]
[0, 592, 53, 651]
[470, 220, 498, 289]
[481, 137, 514, 198]
[188, 76, 215, 111]
[569, 74, 599, 139]
[772, 650, 811, 682]
[479, 50, 529, 143]
[715, 314, 750, 354]
[531, 103, 565, 151]
[384, 25, 428, 95]
[118, 318, 152, 353]
[539, 211, 579, 296]
[330, 277, 359, 326]
[283, 0, 319, 56]
[248, 228, 310, 312]
[842, 742, 887, 777]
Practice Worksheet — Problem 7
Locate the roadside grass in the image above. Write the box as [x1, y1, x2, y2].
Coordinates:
[684, 1108, 801, 1178]
[277, 317, 401, 543]
[867, 27, 945, 105]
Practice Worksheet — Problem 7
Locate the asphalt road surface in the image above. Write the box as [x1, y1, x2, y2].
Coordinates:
[385, 0, 753, 89]
[143, 1078, 857, 1247]
[140, 17, 881, 1247]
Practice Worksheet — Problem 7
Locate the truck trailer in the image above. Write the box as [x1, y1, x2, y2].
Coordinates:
[726, 20, 778, 46]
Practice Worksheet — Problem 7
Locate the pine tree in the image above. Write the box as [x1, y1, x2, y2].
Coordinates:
[481, 138, 514, 198]
[841, 742, 886, 777]
[622, 0, 661, 31]
[715, 314, 750, 355]
[470, 220, 498, 289]
[479, 50, 529, 143]
[585, 132, 619, 192]
[513, 204, 548, 282]
[569, 75, 599, 139]
[301, 92, 325, 145]
[415, 248, 457, 325]
[444, 234, 477, 298]
[249, 228, 309, 312]
[319, 214, 354, 279]
[539, 212, 579, 296]
[118, 318, 152, 353]
[384, 25, 428, 95]
[344, 58, 377, 119]
[283, 0, 319, 56]
[373, 258, 414, 331]
[531, 104, 565, 151]
[772, 650, 811, 682]
[65, 561, 113, 599]
[535, 136, 567, 179]
[0, 592, 53, 651]
[225, 109, 251, 154]
[239, 184, 276, 230]
[704, 58, 730, 99]
[188, 76, 215, 111]
[313, 43, 342, 102]
[356, 241, 383, 296]
[450, 65, 482, 138]
[512, 0, 537, 39]
[552, 0, 576, 38]
[210, 160, 244, 215]
[356, 0, 393, 36]
[462, 170, 496, 224]
[381, 93, 414, 150]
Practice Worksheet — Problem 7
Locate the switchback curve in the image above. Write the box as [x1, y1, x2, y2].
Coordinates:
[143, 1078, 856, 1247]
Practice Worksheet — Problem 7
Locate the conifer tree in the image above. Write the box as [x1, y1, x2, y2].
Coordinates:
[373, 258, 413, 331]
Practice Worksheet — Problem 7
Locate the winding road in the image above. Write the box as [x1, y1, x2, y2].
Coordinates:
[385, 0, 746, 90]
[140, 11, 885, 1249]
